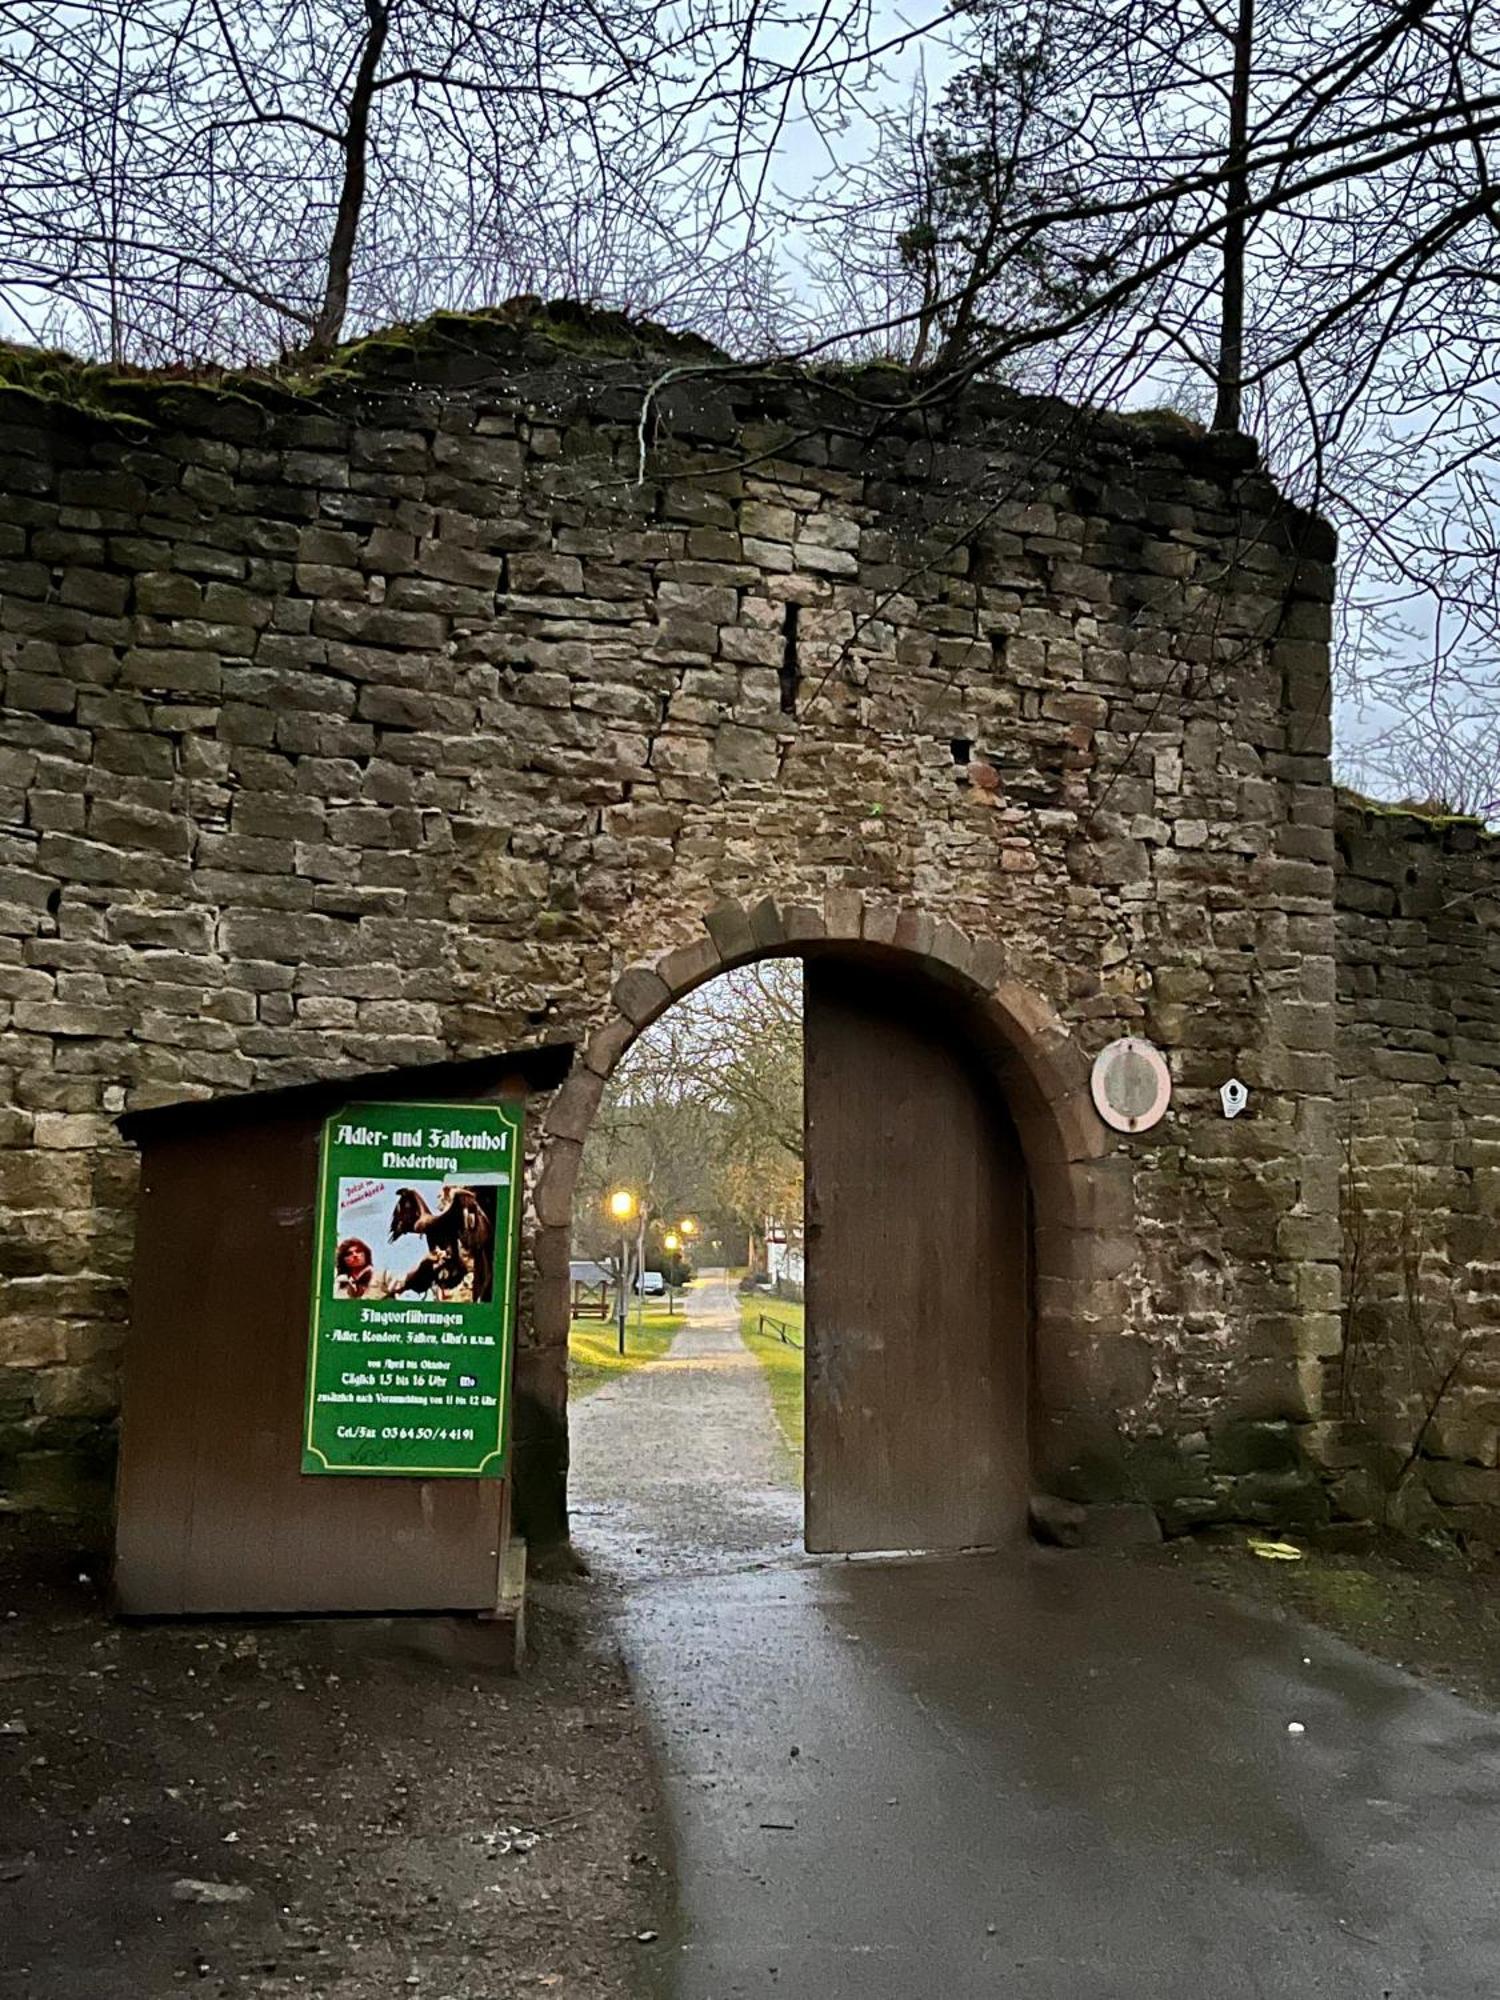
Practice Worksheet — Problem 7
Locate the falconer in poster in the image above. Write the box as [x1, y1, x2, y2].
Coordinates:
[333, 1237, 397, 1300]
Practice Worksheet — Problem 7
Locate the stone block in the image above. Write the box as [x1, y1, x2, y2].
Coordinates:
[745, 898, 787, 950]
[582, 1018, 636, 1079]
[532, 1140, 582, 1228]
[742, 536, 793, 573]
[653, 936, 721, 999]
[1275, 1213, 1342, 1260]
[508, 552, 583, 595]
[1076, 1502, 1162, 1548]
[1295, 1261, 1341, 1312]
[33, 1363, 118, 1420]
[13, 1001, 129, 1043]
[542, 1069, 606, 1143]
[611, 964, 671, 1028]
[859, 903, 900, 948]
[1294, 1312, 1344, 1361]
[7, 669, 76, 716]
[1210, 1420, 1302, 1476]
[0, 1315, 66, 1368]
[1328, 1468, 1381, 1522]
[890, 908, 935, 957]
[119, 648, 222, 696]
[823, 887, 863, 939]
[703, 902, 756, 962]
[795, 540, 857, 577]
[714, 723, 779, 783]
[1427, 1413, 1500, 1469]
[532, 1272, 571, 1345]
[990, 978, 1064, 1048]
[720, 627, 782, 668]
[741, 501, 797, 542]
[926, 920, 975, 983]
[779, 904, 828, 944]
[1028, 1492, 1088, 1547]
[1423, 1460, 1500, 1508]
[1232, 1467, 1330, 1527]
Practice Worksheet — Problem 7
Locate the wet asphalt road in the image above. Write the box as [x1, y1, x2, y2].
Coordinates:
[571, 1280, 1500, 1998]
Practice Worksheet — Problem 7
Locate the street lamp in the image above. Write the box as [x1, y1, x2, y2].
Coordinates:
[607, 1188, 637, 1355]
[663, 1231, 680, 1313]
[675, 1217, 700, 1304]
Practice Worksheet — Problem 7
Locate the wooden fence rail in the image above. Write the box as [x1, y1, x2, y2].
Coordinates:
[757, 1313, 803, 1352]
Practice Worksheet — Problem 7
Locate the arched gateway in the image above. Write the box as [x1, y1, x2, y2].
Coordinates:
[536, 897, 1128, 1552]
[10, 303, 1497, 1597]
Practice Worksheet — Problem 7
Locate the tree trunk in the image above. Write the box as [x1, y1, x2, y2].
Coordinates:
[303, 0, 391, 360]
[1212, 0, 1255, 432]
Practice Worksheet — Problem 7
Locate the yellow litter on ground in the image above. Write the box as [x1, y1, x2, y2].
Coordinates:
[1247, 1535, 1304, 1561]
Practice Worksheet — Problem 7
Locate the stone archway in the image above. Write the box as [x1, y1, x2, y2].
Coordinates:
[520, 890, 1134, 1542]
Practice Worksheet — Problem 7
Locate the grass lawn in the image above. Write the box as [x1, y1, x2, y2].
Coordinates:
[740, 1295, 805, 1467]
[567, 1306, 684, 1399]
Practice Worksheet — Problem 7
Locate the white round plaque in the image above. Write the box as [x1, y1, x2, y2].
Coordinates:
[1090, 1037, 1172, 1134]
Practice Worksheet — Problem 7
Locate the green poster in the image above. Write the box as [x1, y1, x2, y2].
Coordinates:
[302, 1100, 522, 1477]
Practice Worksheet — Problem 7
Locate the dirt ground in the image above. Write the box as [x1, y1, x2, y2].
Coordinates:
[0, 1516, 674, 2000]
[1144, 1526, 1500, 1711]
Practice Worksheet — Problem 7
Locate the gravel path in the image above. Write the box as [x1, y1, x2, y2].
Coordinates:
[568, 1273, 803, 1583]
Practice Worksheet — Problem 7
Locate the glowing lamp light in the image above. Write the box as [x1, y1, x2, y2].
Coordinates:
[608, 1188, 637, 1223]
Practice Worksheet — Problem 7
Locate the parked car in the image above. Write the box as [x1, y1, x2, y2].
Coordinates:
[635, 1269, 666, 1296]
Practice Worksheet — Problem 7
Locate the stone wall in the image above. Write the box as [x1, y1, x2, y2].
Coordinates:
[0, 304, 1342, 1536]
[1332, 799, 1500, 1536]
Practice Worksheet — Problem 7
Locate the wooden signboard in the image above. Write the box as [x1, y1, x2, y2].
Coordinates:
[112, 1047, 566, 1619]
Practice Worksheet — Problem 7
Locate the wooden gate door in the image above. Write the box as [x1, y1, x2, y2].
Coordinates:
[803, 960, 1030, 1553]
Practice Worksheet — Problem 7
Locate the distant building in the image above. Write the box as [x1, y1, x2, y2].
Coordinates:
[765, 1221, 804, 1290]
